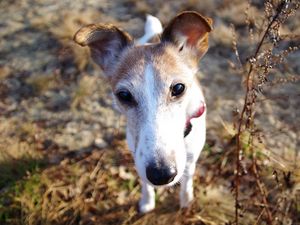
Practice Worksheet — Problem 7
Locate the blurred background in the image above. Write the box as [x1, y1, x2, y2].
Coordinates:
[0, 0, 299, 224]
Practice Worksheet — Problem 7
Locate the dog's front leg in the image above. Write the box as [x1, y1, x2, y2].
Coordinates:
[139, 181, 155, 213]
[180, 162, 196, 208]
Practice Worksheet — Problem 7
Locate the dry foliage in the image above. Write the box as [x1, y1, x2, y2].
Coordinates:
[0, 0, 299, 225]
[232, 0, 300, 224]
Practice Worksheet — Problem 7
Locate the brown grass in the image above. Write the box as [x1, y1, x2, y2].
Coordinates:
[0, 0, 299, 224]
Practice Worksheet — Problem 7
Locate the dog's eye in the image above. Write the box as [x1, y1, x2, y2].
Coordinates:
[171, 83, 185, 97]
[116, 90, 134, 104]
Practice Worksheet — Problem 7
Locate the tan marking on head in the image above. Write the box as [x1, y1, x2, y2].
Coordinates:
[110, 46, 147, 89]
[109, 43, 198, 91]
[152, 44, 198, 78]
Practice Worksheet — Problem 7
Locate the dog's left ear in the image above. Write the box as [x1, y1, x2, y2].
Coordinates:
[161, 11, 213, 60]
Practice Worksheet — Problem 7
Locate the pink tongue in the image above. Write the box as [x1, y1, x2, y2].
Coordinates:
[186, 102, 205, 126]
[192, 104, 205, 118]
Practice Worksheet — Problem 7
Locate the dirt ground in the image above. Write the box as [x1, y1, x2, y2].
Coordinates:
[0, 0, 299, 224]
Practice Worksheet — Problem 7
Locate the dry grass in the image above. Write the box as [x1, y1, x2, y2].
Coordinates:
[230, 1, 300, 223]
[1, 129, 299, 224]
[26, 74, 59, 94]
[71, 75, 99, 109]
[0, 0, 299, 224]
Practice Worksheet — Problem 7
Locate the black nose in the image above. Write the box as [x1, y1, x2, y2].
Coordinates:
[146, 162, 177, 185]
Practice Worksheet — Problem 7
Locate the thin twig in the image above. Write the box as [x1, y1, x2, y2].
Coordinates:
[252, 159, 273, 223]
[254, 208, 266, 225]
[234, 1, 286, 224]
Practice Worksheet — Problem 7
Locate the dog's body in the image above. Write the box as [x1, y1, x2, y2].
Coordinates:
[74, 12, 212, 213]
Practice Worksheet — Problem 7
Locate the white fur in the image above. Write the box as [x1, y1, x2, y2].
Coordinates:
[87, 14, 207, 213]
[74, 11, 210, 213]
[122, 65, 206, 212]
[133, 65, 187, 186]
[118, 17, 207, 212]
[137, 15, 163, 45]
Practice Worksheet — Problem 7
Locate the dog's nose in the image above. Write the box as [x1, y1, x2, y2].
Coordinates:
[146, 162, 177, 185]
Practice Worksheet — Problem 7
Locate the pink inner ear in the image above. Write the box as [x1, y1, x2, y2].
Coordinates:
[182, 25, 206, 46]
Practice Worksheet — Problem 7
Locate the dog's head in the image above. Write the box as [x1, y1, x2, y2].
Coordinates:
[74, 12, 212, 187]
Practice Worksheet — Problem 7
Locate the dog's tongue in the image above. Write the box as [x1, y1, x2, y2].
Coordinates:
[191, 104, 205, 120]
[184, 102, 205, 137]
[187, 101, 205, 122]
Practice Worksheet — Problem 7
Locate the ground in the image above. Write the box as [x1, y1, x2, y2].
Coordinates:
[0, 0, 299, 224]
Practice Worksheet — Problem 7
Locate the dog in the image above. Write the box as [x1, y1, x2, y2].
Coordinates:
[74, 11, 212, 213]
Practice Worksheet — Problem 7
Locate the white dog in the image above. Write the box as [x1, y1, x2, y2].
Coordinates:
[74, 11, 212, 213]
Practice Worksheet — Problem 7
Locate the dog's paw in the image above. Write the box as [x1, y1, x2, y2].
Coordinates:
[180, 190, 194, 208]
[139, 199, 155, 213]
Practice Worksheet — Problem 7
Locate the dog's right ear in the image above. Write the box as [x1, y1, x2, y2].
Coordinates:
[74, 24, 133, 76]
[161, 12, 213, 61]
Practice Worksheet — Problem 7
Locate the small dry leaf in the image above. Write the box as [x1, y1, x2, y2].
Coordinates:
[0, 66, 11, 80]
[116, 190, 127, 205]
[119, 166, 134, 180]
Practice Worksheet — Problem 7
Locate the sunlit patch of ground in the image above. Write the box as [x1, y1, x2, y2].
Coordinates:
[0, 0, 299, 224]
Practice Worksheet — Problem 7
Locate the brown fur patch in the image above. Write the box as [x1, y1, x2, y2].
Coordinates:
[110, 44, 198, 90]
